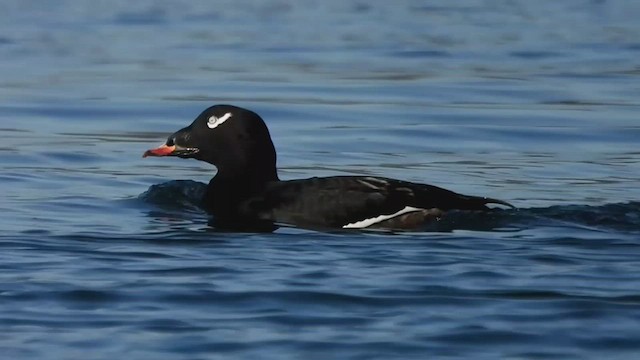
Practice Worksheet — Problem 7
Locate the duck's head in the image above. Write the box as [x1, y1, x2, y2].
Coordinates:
[144, 105, 278, 179]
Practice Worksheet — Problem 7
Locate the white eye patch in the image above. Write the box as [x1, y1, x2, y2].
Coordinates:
[207, 112, 233, 129]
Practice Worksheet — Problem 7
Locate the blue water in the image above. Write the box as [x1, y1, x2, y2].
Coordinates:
[2, 1, 640, 359]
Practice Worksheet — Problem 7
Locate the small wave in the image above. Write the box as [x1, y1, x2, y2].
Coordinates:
[432, 202, 640, 234]
[528, 202, 640, 233]
[139, 180, 207, 211]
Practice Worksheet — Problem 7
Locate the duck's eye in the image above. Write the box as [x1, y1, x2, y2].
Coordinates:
[207, 112, 233, 129]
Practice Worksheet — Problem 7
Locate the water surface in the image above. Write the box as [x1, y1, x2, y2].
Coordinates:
[1, 1, 640, 359]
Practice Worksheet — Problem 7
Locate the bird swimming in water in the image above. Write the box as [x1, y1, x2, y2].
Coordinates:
[144, 105, 514, 231]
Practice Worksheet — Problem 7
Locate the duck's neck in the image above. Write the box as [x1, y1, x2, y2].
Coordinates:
[203, 164, 279, 215]
[213, 166, 279, 190]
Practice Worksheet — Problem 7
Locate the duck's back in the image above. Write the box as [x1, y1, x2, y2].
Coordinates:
[234, 176, 511, 230]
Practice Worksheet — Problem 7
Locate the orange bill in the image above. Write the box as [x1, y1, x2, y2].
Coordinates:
[143, 144, 176, 158]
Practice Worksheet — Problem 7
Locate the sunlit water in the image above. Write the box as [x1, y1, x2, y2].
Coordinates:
[1, 1, 640, 359]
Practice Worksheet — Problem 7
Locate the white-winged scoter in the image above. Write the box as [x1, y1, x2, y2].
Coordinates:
[144, 105, 514, 231]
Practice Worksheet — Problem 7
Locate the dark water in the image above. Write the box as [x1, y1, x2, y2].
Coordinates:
[2, 1, 640, 359]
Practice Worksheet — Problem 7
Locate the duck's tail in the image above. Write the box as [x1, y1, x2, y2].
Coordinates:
[464, 195, 516, 210]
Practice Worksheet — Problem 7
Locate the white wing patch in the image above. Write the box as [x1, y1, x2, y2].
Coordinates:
[207, 112, 233, 129]
[363, 177, 389, 186]
[342, 206, 422, 229]
[357, 179, 382, 190]
[356, 177, 390, 191]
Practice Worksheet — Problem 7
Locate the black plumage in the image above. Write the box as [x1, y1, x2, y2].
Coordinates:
[144, 105, 513, 230]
